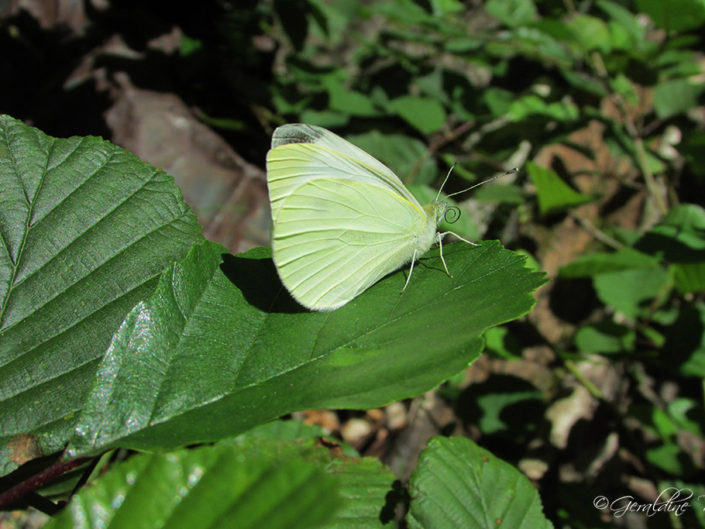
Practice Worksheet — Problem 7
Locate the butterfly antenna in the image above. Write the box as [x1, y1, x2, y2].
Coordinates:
[446, 168, 519, 199]
[435, 163, 457, 202]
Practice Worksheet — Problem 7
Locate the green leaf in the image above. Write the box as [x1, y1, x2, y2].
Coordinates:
[508, 26, 574, 68]
[635, 204, 705, 293]
[390, 96, 447, 135]
[484, 326, 522, 359]
[526, 162, 593, 214]
[324, 78, 380, 117]
[636, 0, 705, 32]
[560, 70, 607, 97]
[666, 398, 704, 436]
[475, 386, 543, 435]
[457, 375, 544, 437]
[485, 0, 537, 26]
[235, 419, 359, 458]
[652, 407, 679, 439]
[408, 437, 553, 529]
[574, 320, 635, 354]
[597, 0, 647, 47]
[444, 37, 483, 54]
[672, 262, 705, 293]
[608, 20, 636, 50]
[325, 458, 397, 528]
[308, 0, 359, 46]
[653, 79, 705, 119]
[474, 184, 524, 205]
[235, 419, 335, 444]
[69, 240, 545, 456]
[482, 88, 514, 117]
[593, 267, 671, 318]
[45, 443, 340, 529]
[558, 248, 660, 277]
[646, 442, 688, 475]
[231, 423, 398, 528]
[180, 35, 203, 56]
[413, 69, 450, 104]
[0, 115, 202, 475]
[664, 302, 705, 377]
[656, 49, 702, 78]
[637, 204, 705, 257]
[610, 74, 639, 105]
[566, 14, 612, 53]
[365, 0, 437, 26]
[683, 130, 705, 176]
[299, 109, 350, 128]
[508, 95, 579, 122]
[428, 0, 464, 16]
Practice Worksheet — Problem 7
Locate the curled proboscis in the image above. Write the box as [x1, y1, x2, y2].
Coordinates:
[444, 205, 461, 224]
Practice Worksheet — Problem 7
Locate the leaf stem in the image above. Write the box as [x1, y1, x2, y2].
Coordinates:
[0, 455, 93, 512]
[568, 211, 624, 250]
[564, 359, 603, 399]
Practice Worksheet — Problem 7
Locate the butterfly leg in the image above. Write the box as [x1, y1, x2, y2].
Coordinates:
[437, 231, 481, 279]
[401, 249, 419, 292]
[438, 231, 480, 247]
[437, 232, 452, 278]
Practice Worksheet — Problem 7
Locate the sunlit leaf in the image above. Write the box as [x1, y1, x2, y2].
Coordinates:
[46, 443, 341, 529]
[0, 115, 202, 474]
[68, 241, 545, 456]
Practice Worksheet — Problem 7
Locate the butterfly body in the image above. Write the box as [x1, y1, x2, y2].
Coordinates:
[266, 124, 448, 311]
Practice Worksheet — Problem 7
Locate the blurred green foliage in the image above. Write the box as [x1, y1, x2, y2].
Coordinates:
[248, 0, 705, 526]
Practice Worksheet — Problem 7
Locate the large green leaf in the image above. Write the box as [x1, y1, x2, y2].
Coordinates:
[0, 116, 202, 475]
[408, 436, 553, 529]
[69, 240, 544, 455]
[45, 442, 341, 529]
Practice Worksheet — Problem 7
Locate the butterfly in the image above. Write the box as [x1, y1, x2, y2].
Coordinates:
[266, 124, 512, 311]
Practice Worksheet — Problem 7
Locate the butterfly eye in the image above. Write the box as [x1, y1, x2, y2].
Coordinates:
[444, 206, 461, 224]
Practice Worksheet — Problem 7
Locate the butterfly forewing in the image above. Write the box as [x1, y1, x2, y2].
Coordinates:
[268, 124, 421, 212]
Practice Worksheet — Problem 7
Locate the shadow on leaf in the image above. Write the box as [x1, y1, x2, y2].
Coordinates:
[220, 252, 308, 314]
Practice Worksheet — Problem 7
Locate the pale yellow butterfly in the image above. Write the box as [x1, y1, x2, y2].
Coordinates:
[266, 123, 512, 311]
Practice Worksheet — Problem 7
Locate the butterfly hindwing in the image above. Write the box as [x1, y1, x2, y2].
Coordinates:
[271, 178, 435, 310]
